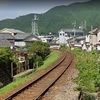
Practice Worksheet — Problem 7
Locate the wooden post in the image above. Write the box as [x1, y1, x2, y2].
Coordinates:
[11, 62, 13, 78]
[28, 60, 29, 69]
[37, 61, 38, 68]
[24, 61, 26, 70]
[19, 63, 20, 74]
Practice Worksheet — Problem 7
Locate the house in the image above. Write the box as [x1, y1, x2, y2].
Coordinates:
[0, 33, 15, 48]
[24, 34, 41, 46]
[58, 28, 84, 45]
[67, 35, 86, 49]
[86, 27, 100, 50]
[14, 33, 40, 47]
[58, 29, 84, 36]
[0, 28, 25, 36]
[0, 28, 40, 47]
[14, 33, 29, 47]
[0, 39, 13, 48]
[38, 35, 54, 44]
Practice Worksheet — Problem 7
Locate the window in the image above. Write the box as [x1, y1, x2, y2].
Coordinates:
[60, 33, 62, 35]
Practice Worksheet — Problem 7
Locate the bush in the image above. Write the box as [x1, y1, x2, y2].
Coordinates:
[0, 47, 13, 66]
[34, 56, 43, 67]
[82, 92, 95, 100]
[72, 49, 100, 92]
[27, 41, 51, 67]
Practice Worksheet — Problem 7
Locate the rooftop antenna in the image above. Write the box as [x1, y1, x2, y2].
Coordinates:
[32, 15, 39, 36]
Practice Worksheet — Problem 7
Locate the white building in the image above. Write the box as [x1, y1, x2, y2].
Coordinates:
[59, 30, 66, 45]
[58, 28, 84, 46]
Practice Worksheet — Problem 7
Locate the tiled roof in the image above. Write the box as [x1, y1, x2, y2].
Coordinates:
[14, 33, 30, 40]
[88, 27, 100, 35]
[94, 27, 100, 34]
[0, 39, 12, 47]
[0, 33, 15, 39]
[24, 34, 40, 41]
[0, 28, 25, 34]
[88, 28, 98, 35]
[14, 33, 40, 41]
[67, 36, 86, 41]
[58, 29, 84, 33]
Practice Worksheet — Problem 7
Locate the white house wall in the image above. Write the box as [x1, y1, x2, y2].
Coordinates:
[59, 31, 66, 45]
[97, 45, 100, 50]
[41, 38, 47, 42]
[15, 41, 26, 47]
[86, 35, 90, 42]
[92, 35, 97, 45]
[97, 32, 100, 42]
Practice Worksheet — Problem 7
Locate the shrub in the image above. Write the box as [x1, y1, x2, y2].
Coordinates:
[0, 47, 13, 66]
[27, 41, 51, 67]
[72, 49, 100, 92]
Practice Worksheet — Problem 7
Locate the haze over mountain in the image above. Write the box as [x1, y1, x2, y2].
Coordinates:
[0, 0, 100, 35]
[0, 0, 89, 20]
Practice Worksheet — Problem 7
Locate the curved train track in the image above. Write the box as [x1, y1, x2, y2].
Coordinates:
[4, 50, 73, 100]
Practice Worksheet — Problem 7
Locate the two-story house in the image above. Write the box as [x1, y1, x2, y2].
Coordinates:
[86, 27, 100, 50]
[0, 28, 40, 48]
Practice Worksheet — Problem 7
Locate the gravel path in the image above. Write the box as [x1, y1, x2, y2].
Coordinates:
[0, 50, 80, 100]
[42, 57, 80, 100]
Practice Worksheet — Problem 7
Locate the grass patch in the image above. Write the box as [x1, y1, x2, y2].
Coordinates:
[0, 50, 60, 94]
[36, 50, 60, 72]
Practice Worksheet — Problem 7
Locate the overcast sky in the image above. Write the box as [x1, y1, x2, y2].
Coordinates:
[0, 0, 90, 21]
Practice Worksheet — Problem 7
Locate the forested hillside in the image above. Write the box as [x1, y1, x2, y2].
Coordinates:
[0, 0, 100, 35]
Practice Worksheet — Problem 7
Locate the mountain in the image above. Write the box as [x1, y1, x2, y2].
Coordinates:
[0, 0, 100, 35]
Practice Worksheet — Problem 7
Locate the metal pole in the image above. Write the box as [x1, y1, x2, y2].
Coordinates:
[72, 21, 76, 45]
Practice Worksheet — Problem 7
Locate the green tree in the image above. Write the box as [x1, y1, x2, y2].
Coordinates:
[28, 41, 51, 67]
[0, 47, 13, 66]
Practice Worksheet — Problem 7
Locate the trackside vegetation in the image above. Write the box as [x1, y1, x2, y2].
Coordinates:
[0, 50, 60, 94]
[71, 48, 100, 99]
[72, 49, 100, 93]
[60, 45, 100, 99]
[0, 47, 13, 67]
[27, 41, 51, 67]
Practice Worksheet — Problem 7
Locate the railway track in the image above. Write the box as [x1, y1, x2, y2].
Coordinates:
[4, 50, 73, 100]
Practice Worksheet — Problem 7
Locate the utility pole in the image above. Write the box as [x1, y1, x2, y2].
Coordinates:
[72, 21, 76, 44]
[91, 25, 93, 31]
[84, 20, 87, 30]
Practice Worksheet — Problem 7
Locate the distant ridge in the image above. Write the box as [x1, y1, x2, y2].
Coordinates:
[0, 0, 100, 35]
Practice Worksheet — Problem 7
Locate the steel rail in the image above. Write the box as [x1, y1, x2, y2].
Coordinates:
[4, 50, 73, 100]
[36, 51, 73, 100]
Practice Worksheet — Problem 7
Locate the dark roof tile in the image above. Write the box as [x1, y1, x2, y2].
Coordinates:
[0, 39, 12, 47]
